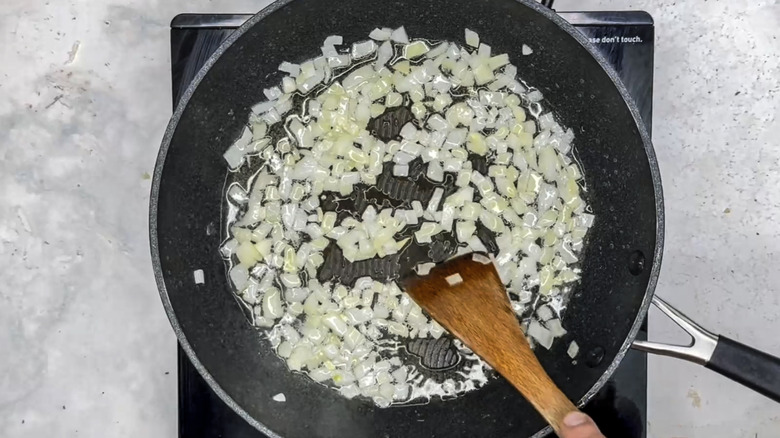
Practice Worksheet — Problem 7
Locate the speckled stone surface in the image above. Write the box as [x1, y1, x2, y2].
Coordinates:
[0, 0, 777, 437]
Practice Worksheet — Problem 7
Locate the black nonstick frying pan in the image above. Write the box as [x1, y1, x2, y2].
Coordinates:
[149, 0, 780, 436]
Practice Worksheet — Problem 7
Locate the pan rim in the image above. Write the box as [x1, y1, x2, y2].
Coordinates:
[149, 1, 664, 436]
[149, 1, 293, 436]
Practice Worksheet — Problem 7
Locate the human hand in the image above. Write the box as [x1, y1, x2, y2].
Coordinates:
[559, 412, 605, 438]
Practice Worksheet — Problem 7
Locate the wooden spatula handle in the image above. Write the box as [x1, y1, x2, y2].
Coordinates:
[497, 357, 579, 435]
[543, 392, 580, 436]
[481, 315, 579, 435]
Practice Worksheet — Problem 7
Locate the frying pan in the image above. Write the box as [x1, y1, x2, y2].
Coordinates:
[149, 0, 780, 436]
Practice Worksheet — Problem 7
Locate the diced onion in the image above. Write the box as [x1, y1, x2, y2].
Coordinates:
[404, 41, 429, 59]
[456, 221, 476, 242]
[279, 61, 301, 76]
[369, 27, 393, 41]
[567, 341, 580, 358]
[324, 35, 343, 46]
[527, 319, 553, 349]
[445, 273, 464, 285]
[428, 187, 444, 213]
[472, 253, 491, 265]
[464, 28, 479, 48]
[390, 26, 409, 44]
[393, 164, 409, 177]
[352, 40, 377, 59]
[415, 262, 436, 276]
[222, 26, 592, 408]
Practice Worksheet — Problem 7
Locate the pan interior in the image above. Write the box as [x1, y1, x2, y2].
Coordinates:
[151, 0, 660, 436]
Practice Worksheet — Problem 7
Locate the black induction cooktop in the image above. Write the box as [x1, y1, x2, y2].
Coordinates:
[169, 10, 654, 438]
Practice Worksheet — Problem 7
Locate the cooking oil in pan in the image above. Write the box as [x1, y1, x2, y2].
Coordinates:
[219, 34, 589, 406]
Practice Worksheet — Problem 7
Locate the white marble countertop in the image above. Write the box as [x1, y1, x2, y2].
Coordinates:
[0, 0, 777, 437]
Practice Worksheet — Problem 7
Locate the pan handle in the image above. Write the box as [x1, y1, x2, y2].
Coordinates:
[632, 296, 780, 403]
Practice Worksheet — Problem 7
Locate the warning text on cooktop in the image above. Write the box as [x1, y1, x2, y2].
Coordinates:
[589, 36, 644, 44]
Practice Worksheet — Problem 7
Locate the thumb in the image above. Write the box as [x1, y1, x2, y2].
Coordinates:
[558, 411, 605, 438]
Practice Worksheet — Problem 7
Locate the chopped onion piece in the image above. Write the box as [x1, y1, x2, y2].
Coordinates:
[393, 151, 415, 165]
[414, 222, 442, 243]
[411, 201, 424, 217]
[400, 122, 417, 140]
[416, 262, 436, 276]
[229, 265, 249, 290]
[404, 41, 429, 59]
[426, 160, 444, 182]
[263, 288, 284, 319]
[488, 54, 509, 69]
[578, 213, 595, 228]
[472, 253, 491, 265]
[264, 86, 283, 100]
[390, 26, 409, 44]
[369, 27, 393, 41]
[321, 45, 338, 57]
[322, 313, 348, 336]
[567, 341, 580, 359]
[251, 99, 277, 116]
[327, 54, 351, 68]
[427, 114, 449, 131]
[477, 43, 491, 58]
[223, 145, 245, 170]
[385, 92, 402, 107]
[324, 35, 343, 46]
[427, 42, 448, 59]
[428, 187, 444, 213]
[536, 305, 554, 321]
[527, 89, 544, 102]
[393, 164, 409, 177]
[193, 269, 205, 285]
[456, 221, 477, 242]
[376, 41, 393, 69]
[278, 61, 301, 76]
[527, 319, 553, 349]
[352, 40, 377, 59]
[467, 235, 487, 253]
[445, 273, 464, 286]
[464, 28, 479, 47]
[546, 318, 567, 337]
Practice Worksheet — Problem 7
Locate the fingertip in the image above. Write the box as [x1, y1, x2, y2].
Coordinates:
[560, 411, 604, 438]
[563, 411, 591, 427]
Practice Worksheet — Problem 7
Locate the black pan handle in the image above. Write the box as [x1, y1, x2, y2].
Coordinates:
[706, 336, 780, 402]
[632, 296, 780, 403]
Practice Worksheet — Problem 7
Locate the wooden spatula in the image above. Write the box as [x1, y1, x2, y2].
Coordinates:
[403, 253, 579, 436]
